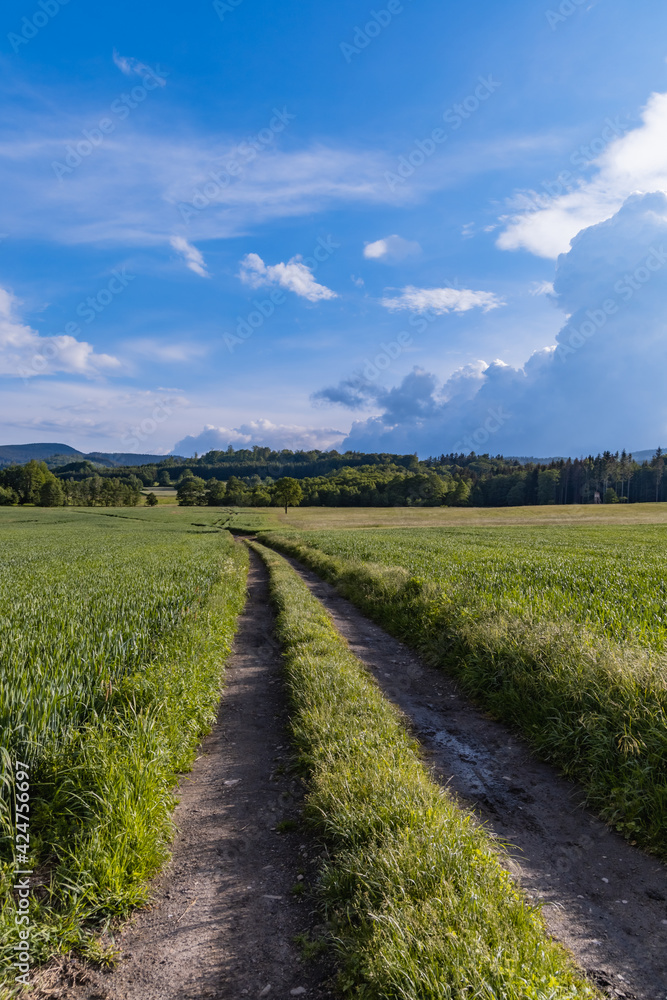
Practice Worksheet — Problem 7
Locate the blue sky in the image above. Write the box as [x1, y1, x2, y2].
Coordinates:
[2, 0, 667, 456]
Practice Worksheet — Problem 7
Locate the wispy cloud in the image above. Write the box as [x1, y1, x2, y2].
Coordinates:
[529, 280, 555, 296]
[169, 236, 210, 277]
[0, 107, 397, 250]
[112, 49, 166, 85]
[381, 285, 504, 314]
[0, 381, 187, 453]
[126, 338, 209, 363]
[239, 253, 337, 302]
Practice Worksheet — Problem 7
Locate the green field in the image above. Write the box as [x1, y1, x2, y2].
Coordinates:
[2, 502, 666, 993]
[0, 507, 247, 975]
[227, 500, 667, 528]
[253, 540, 593, 1000]
[254, 510, 667, 856]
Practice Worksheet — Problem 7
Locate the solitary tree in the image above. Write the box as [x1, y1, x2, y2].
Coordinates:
[177, 476, 207, 506]
[145, 492, 159, 507]
[273, 477, 304, 514]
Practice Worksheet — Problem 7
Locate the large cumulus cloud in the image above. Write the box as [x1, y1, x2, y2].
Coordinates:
[173, 419, 345, 456]
[329, 192, 667, 457]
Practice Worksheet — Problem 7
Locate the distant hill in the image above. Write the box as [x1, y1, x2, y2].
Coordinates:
[510, 448, 664, 464]
[84, 452, 180, 467]
[0, 440, 664, 472]
[630, 448, 665, 462]
[0, 443, 83, 465]
[0, 442, 173, 468]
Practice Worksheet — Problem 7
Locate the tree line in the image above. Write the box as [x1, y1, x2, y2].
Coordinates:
[431, 450, 667, 506]
[0, 461, 143, 507]
[2, 448, 666, 509]
[175, 450, 667, 508]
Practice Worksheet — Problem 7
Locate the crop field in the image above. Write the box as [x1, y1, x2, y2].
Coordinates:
[258, 517, 667, 856]
[228, 501, 667, 531]
[2, 503, 666, 997]
[0, 507, 247, 975]
[251, 540, 593, 1000]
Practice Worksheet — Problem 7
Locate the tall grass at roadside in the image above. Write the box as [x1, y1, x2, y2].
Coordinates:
[251, 540, 595, 1000]
[257, 527, 667, 856]
[0, 510, 247, 985]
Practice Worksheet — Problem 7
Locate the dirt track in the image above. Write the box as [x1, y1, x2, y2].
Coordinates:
[37, 550, 334, 1000]
[36, 542, 667, 1000]
[279, 552, 667, 1000]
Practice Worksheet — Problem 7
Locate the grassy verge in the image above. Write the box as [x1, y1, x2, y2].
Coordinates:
[250, 540, 595, 1000]
[257, 531, 667, 858]
[0, 533, 247, 990]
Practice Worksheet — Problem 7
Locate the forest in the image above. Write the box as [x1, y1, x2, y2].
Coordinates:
[0, 448, 665, 508]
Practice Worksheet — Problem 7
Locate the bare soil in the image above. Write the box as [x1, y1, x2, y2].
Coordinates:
[279, 552, 667, 1000]
[35, 549, 335, 1000]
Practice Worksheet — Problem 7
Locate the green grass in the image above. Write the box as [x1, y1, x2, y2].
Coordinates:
[257, 525, 667, 856]
[228, 501, 667, 531]
[0, 508, 248, 984]
[251, 540, 596, 1000]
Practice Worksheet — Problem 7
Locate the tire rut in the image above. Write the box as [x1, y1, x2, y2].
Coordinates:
[36, 548, 335, 1000]
[278, 551, 667, 1000]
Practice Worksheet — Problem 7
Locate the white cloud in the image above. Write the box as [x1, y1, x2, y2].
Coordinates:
[363, 235, 421, 262]
[498, 90, 667, 258]
[126, 338, 209, 363]
[0, 111, 398, 249]
[112, 50, 166, 85]
[169, 236, 210, 278]
[381, 285, 504, 314]
[0, 382, 187, 454]
[173, 419, 345, 455]
[339, 193, 667, 457]
[529, 280, 555, 296]
[0, 288, 120, 379]
[239, 253, 337, 302]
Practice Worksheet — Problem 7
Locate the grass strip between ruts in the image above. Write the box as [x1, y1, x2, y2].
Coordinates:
[250, 540, 596, 1000]
[255, 530, 667, 858]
